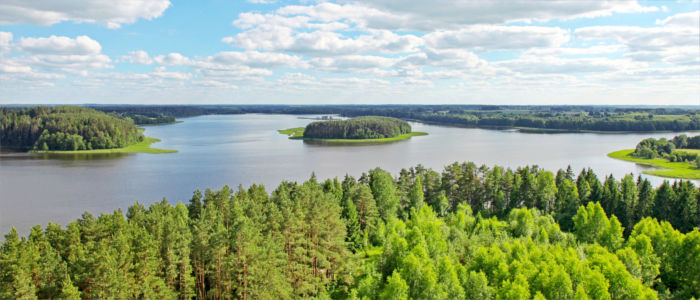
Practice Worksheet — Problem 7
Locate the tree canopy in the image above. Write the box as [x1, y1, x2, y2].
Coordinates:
[2, 162, 699, 299]
[304, 116, 412, 139]
[0, 106, 143, 151]
[632, 134, 700, 163]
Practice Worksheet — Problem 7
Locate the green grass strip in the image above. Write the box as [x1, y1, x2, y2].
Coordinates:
[31, 137, 177, 154]
[607, 149, 700, 179]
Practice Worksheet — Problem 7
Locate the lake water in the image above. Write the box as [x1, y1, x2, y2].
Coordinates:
[1, 114, 696, 234]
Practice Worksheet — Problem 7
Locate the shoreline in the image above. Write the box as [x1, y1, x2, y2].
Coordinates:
[31, 136, 177, 154]
[607, 149, 700, 179]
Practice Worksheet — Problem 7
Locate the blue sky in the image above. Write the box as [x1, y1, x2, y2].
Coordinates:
[0, 0, 698, 105]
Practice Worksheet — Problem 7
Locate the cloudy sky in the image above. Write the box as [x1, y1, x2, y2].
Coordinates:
[0, 0, 698, 105]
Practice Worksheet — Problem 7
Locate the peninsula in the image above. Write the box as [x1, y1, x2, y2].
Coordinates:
[0, 106, 176, 154]
[608, 134, 700, 179]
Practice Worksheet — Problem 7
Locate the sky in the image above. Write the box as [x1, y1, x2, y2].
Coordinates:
[0, 0, 698, 105]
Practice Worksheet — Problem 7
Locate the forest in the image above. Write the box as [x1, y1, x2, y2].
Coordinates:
[88, 104, 700, 132]
[2, 162, 699, 299]
[0, 106, 143, 151]
[304, 116, 412, 139]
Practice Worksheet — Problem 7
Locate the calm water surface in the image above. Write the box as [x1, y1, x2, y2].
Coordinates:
[1, 114, 696, 234]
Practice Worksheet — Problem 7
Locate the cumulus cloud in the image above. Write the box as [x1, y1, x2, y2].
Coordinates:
[7, 35, 111, 75]
[309, 55, 396, 72]
[353, 0, 658, 29]
[0, 32, 12, 48]
[17, 35, 101, 55]
[0, 0, 171, 28]
[497, 56, 640, 74]
[154, 53, 190, 66]
[574, 11, 699, 67]
[575, 26, 698, 51]
[656, 10, 699, 28]
[424, 26, 570, 51]
[123, 50, 153, 64]
[203, 51, 301, 69]
[228, 26, 423, 55]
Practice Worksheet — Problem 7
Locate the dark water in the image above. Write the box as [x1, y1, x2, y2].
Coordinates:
[1, 114, 696, 234]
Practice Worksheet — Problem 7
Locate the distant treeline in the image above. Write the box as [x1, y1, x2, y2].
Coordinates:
[304, 116, 411, 139]
[1, 162, 699, 299]
[0, 106, 143, 151]
[124, 113, 176, 125]
[89, 105, 700, 132]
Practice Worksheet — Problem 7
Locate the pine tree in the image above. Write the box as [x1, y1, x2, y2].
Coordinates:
[342, 198, 363, 252]
[59, 275, 81, 300]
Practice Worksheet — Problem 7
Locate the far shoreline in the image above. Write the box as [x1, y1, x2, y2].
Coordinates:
[30, 136, 177, 155]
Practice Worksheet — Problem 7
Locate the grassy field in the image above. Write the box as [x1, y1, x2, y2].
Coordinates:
[278, 127, 428, 143]
[31, 137, 177, 154]
[675, 149, 700, 155]
[278, 127, 305, 139]
[607, 149, 700, 179]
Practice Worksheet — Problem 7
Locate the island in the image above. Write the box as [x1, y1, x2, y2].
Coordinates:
[608, 134, 700, 179]
[279, 116, 427, 144]
[0, 106, 176, 154]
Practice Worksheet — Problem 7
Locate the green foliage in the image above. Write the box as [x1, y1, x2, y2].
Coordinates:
[632, 134, 700, 159]
[90, 104, 700, 132]
[2, 162, 700, 299]
[304, 116, 411, 139]
[0, 106, 143, 151]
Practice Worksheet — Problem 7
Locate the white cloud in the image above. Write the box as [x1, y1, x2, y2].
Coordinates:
[656, 10, 699, 28]
[17, 35, 101, 55]
[204, 51, 301, 68]
[398, 48, 485, 70]
[497, 57, 640, 74]
[8, 35, 112, 75]
[228, 26, 423, 55]
[154, 53, 190, 66]
[0, 32, 12, 48]
[575, 25, 698, 51]
[309, 55, 395, 72]
[523, 45, 624, 57]
[424, 25, 570, 51]
[124, 50, 153, 64]
[151, 67, 192, 80]
[0, 0, 171, 28]
[353, 0, 658, 29]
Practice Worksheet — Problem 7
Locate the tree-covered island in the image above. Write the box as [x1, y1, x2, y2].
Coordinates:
[0, 106, 175, 154]
[608, 134, 700, 179]
[279, 116, 428, 143]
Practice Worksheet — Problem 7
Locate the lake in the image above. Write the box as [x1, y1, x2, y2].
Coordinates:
[1, 114, 696, 234]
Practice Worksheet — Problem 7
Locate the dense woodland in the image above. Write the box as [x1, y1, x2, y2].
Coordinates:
[0, 106, 143, 151]
[2, 162, 699, 299]
[89, 104, 700, 132]
[633, 134, 700, 164]
[304, 116, 411, 139]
